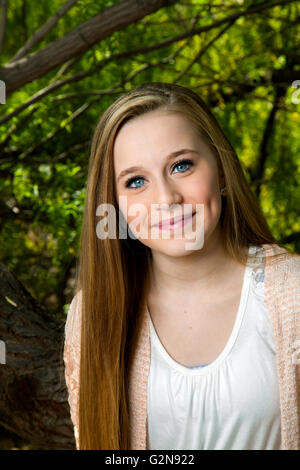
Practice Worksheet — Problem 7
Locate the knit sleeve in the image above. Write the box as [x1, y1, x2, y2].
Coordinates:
[63, 290, 82, 449]
[263, 244, 300, 449]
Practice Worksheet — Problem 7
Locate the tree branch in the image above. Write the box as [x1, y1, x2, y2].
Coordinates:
[1, 61, 154, 163]
[9, 0, 80, 63]
[1, 0, 298, 96]
[0, 0, 7, 56]
[0, 0, 179, 95]
[17, 100, 94, 161]
[253, 84, 287, 199]
[21, 0, 28, 45]
[173, 19, 236, 83]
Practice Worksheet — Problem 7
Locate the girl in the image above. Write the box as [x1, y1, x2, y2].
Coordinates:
[63, 82, 300, 450]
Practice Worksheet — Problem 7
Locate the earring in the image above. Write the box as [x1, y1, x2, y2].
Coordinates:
[220, 186, 227, 196]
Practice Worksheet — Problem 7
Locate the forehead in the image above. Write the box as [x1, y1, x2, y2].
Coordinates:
[113, 110, 208, 165]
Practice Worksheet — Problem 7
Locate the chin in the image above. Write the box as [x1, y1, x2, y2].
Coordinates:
[141, 237, 204, 256]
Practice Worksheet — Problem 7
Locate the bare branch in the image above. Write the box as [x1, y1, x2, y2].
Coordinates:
[1, 33, 181, 126]
[21, 0, 27, 44]
[50, 90, 123, 102]
[0, 0, 7, 56]
[54, 54, 84, 79]
[9, 0, 80, 63]
[140, 15, 200, 26]
[254, 85, 287, 199]
[3, 60, 157, 163]
[1, 0, 179, 95]
[127, 0, 300, 61]
[17, 100, 94, 161]
[173, 19, 236, 83]
[1, 1, 299, 127]
[44, 141, 90, 163]
[2, 0, 298, 96]
[0, 56, 84, 126]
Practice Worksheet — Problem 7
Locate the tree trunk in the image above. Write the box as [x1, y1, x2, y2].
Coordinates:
[0, 264, 76, 450]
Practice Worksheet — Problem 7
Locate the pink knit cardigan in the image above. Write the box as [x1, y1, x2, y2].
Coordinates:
[63, 243, 300, 450]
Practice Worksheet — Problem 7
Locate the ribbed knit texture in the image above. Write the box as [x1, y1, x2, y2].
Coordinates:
[63, 243, 300, 450]
[262, 243, 300, 449]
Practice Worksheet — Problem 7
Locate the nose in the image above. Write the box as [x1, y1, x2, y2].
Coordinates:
[154, 178, 183, 211]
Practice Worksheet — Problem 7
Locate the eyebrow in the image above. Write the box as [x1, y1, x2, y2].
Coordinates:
[117, 148, 198, 183]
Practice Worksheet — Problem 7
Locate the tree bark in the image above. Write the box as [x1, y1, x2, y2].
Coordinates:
[0, 264, 76, 450]
[0, 0, 178, 96]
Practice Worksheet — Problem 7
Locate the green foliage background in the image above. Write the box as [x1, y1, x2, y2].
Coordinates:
[0, 0, 299, 318]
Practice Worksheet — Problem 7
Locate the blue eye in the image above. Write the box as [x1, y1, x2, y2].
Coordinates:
[172, 159, 193, 174]
[125, 159, 194, 190]
[125, 177, 145, 189]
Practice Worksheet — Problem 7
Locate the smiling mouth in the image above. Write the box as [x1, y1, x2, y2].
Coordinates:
[154, 212, 196, 230]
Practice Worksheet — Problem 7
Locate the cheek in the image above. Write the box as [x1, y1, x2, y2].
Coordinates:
[118, 195, 149, 231]
[188, 173, 219, 203]
[189, 173, 221, 225]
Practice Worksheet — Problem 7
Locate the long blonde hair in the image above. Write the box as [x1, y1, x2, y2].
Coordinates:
[75, 82, 287, 449]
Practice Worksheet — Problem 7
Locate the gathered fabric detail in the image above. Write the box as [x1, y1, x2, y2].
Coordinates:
[63, 244, 300, 450]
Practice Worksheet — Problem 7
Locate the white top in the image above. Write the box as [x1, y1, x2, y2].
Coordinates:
[146, 245, 282, 450]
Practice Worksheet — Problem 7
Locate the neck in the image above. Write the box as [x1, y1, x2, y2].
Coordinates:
[149, 228, 247, 302]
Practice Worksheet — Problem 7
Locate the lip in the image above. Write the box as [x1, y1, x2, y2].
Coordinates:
[153, 212, 196, 230]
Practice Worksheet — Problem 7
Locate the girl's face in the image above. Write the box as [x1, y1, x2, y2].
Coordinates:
[113, 109, 225, 256]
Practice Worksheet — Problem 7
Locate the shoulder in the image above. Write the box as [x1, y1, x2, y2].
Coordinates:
[262, 243, 300, 272]
[262, 243, 300, 301]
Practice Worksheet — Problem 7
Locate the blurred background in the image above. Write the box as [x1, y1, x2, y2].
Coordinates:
[0, 0, 299, 450]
